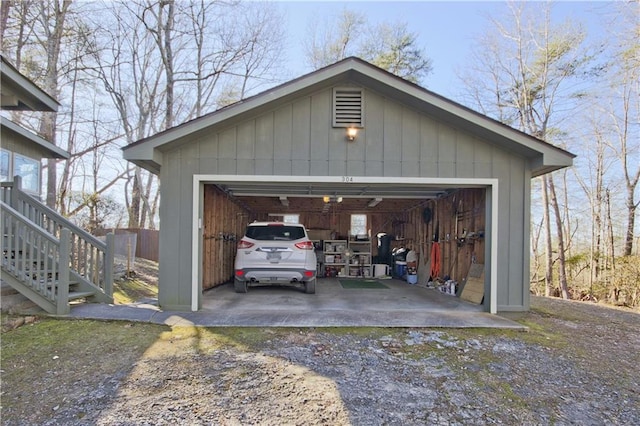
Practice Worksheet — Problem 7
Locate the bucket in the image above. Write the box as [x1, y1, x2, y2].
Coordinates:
[395, 261, 407, 278]
[373, 264, 390, 277]
[407, 274, 418, 285]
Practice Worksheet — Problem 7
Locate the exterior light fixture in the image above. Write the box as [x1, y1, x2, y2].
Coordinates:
[368, 197, 382, 207]
[323, 195, 343, 203]
[346, 127, 358, 141]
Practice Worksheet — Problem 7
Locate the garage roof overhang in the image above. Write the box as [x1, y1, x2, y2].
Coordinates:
[1, 56, 60, 112]
[123, 57, 575, 178]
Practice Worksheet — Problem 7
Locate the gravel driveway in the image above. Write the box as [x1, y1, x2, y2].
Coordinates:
[1, 296, 639, 425]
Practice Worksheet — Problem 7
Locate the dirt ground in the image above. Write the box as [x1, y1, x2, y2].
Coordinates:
[1, 260, 639, 425]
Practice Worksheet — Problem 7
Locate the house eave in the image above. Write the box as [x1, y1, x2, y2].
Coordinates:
[1, 117, 70, 159]
[530, 154, 575, 178]
[1, 55, 60, 112]
[129, 159, 161, 175]
[122, 144, 163, 175]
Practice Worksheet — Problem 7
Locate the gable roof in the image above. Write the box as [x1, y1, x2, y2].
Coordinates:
[123, 57, 574, 177]
[0, 55, 59, 112]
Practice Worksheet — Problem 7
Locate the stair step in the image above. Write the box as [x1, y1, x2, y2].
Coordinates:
[68, 291, 96, 301]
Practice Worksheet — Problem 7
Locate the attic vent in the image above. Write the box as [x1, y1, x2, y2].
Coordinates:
[333, 87, 363, 128]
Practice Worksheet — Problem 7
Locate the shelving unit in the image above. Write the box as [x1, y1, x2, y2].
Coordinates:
[323, 240, 347, 277]
[346, 238, 372, 278]
[310, 240, 323, 277]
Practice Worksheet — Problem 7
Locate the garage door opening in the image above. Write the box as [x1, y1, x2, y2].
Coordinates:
[194, 175, 498, 314]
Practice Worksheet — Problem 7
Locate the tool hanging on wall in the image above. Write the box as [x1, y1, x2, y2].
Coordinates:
[429, 216, 441, 280]
[430, 240, 441, 280]
[421, 205, 432, 265]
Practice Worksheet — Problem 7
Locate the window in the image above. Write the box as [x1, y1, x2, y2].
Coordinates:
[0, 150, 40, 194]
[0, 150, 10, 182]
[283, 214, 300, 224]
[13, 153, 40, 194]
[246, 224, 306, 241]
[267, 213, 300, 224]
[350, 214, 367, 236]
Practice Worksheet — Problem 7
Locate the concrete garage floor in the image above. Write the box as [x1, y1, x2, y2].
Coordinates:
[69, 278, 525, 329]
[200, 278, 523, 328]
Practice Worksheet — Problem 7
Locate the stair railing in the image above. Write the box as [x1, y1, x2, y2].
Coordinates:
[1, 202, 71, 315]
[1, 177, 114, 299]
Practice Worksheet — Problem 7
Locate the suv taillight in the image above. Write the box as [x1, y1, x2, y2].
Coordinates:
[237, 239, 254, 249]
[294, 241, 314, 250]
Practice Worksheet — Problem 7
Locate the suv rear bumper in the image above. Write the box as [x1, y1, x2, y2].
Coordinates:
[236, 267, 316, 284]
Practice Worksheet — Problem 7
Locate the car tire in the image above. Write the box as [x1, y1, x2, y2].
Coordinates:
[304, 279, 316, 294]
[234, 278, 248, 293]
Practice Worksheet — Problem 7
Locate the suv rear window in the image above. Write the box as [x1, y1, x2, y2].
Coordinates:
[245, 225, 306, 241]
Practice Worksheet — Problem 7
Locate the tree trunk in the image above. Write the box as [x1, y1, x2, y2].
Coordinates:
[128, 167, 142, 228]
[0, 0, 11, 45]
[592, 135, 605, 288]
[605, 189, 617, 301]
[624, 188, 637, 256]
[40, 0, 71, 209]
[541, 176, 554, 296]
[164, 0, 174, 129]
[549, 174, 569, 299]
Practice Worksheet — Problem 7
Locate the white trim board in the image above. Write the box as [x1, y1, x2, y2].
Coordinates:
[191, 174, 499, 314]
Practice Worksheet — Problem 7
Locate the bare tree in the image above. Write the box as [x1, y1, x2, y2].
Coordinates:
[605, 1, 640, 256]
[84, 1, 164, 228]
[83, 0, 285, 228]
[574, 116, 616, 295]
[460, 2, 594, 299]
[1, 0, 104, 213]
[32, 0, 72, 208]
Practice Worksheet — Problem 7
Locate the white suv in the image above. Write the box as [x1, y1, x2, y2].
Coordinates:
[234, 222, 317, 293]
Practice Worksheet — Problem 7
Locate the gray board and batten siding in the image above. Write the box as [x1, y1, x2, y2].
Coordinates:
[124, 57, 574, 312]
[160, 88, 524, 312]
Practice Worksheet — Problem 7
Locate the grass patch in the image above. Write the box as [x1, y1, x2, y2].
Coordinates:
[113, 278, 158, 304]
[213, 327, 288, 348]
[1, 318, 168, 419]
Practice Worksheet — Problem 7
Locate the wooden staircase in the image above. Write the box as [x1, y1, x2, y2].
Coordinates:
[1, 178, 114, 315]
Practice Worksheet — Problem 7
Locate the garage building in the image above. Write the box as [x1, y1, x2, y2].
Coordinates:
[123, 57, 574, 313]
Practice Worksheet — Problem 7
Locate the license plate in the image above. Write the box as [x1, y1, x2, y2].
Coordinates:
[267, 252, 281, 262]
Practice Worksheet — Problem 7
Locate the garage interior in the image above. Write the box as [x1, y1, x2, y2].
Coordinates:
[202, 181, 488, 309]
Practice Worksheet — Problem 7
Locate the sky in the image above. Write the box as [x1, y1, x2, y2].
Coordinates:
[276, 1, 613, 100]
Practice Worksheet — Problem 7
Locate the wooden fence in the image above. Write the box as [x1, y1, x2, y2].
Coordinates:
[97, 228, 159, 262]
